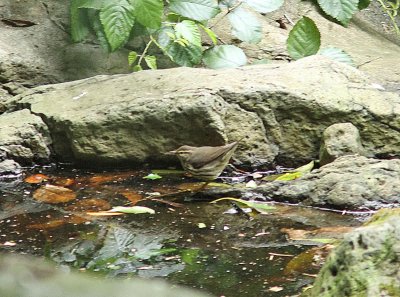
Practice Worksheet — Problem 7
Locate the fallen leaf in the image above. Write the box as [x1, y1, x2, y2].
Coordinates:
[109, 206, 155, 214]
[275, 161, 314, 181]
[28, 219, 66, 229]
[53, 177, 75, 187]
[24, 174, 50, 184]
[64, 198, 111, 212]
[33, 184, 77, 204]
[211, 197, 276, 213]
[120, 191, 143, 205]
[87, 171, 136, 185]
[86, 211, 124, 216]
[143, 173, 162, 180]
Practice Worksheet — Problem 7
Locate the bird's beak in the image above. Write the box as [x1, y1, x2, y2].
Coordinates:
[164, 150, 177, 155]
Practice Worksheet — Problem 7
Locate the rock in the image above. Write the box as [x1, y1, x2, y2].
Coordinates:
[0, 159, 22, 175]
[4, 56, 399, 168]
[319, 123, 366, 166]
[204, 155, 400, 210]
[1, 0, 398, 90]
[0, 1, 130, 86]
[0, 254, 212, 297]
[304, 211, 400, 297]
[0, 109, 52, 164]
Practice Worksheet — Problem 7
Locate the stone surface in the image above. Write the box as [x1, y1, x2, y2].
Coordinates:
[0, 254, 212, 297]
[0, 109, 52, 164]
[205, 155, 400, 210]
[216, 0, 400, 88]
[0, 159, 22, 175]
[4, 56, 399, 167]
[319, 123, 366, 166]
[0, 0, 398, 90]
[304, 211, 400, 297]
[0, 0, 130, 86]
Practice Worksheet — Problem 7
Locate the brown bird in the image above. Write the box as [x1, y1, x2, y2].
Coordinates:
[166, 142, 238, 181]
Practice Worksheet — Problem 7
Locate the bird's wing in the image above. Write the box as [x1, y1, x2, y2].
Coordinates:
[188, 142, 238, 169]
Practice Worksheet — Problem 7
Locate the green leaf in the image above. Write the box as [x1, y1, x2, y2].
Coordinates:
[287, 16, 320, 60]
[70, 0, 90, 42]
[203, 45, 247, 69]
[128, 51, 138, 66]
[175, 20, 201, 47]
[88, 9, 110, 51]
[211, 197, 276, 213]
[228, 6, 262, 44]
[168, 43, 203, 66]
[275, 160, 314, 181]
[244, 0, 283, 13]
[319, 47, 354, 66]
[144, 55, 157, 69]
[100, 1, 135, 51]
[199, 24, 218, 45]
[169, 0, 221, 21]
[110, 206, 156, 214]
[317, 0, 359, 26]
[132, 64, 143, 72]
[129, 0, 163, 29]
[77, 0, 105, 9]
[143, 173, 162, 180]
[358, 0, 370, 10]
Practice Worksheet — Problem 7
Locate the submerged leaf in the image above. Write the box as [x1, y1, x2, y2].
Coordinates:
[211, 197, 276, 213]
[109, 206, 156, 214]
[24, 174, 50, 184]
[33, 184, 77, 204]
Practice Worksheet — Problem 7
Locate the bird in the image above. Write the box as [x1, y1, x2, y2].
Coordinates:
[166, 142, 238, 181]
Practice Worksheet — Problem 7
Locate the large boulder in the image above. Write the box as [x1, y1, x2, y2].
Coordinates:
[205, 155, 400, 210]
[0, 109, 52, 165]
[3, 56, 399, 168]
[304, 210, 400, 297]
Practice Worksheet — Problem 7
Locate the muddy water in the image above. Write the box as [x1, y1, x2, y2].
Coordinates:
[0, 167, 367, 297]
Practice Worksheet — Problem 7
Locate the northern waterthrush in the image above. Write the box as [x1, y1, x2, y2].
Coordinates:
[166, 142, 238, 181]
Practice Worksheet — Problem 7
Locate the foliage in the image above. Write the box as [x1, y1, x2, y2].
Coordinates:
[70, 0, 383, 70]
[376, 0, 400, 36]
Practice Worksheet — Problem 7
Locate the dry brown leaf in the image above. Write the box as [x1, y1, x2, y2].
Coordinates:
[24, 174, 50, 184]
[64, 198, 111, 212]
[120, 191, 143, 205]
[33, 184, 77, 204]
[53, 177, 75, 187]
[27, 219, 66, 229]
[87, 171, 136, 185]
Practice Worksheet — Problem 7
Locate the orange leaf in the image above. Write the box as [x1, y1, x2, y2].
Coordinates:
[87, 171, 136, 185]
[24, 174, 50, 184]
[33, 184, 77, 204]
[64, 198, 111, 212]
[120, 191, 143, 205]
[27, 219, 66, 229]
[53, 177, 75, 187]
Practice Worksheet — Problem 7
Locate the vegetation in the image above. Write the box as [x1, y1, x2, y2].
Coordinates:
[70, 0, 397, 70]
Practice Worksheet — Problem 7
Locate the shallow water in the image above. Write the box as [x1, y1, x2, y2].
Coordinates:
[0, 167, 366, 297]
